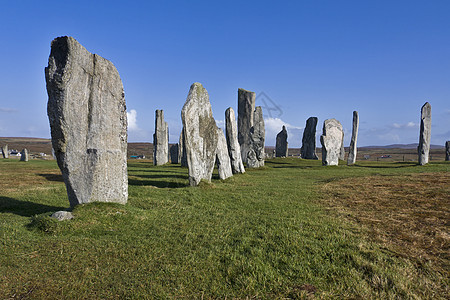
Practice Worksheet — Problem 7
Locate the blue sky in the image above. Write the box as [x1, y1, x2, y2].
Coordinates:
[0, 0, 449, 147]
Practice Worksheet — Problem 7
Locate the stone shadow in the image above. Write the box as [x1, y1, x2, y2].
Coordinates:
[128, 178, 188, 188]
[0, 196, 67, 217]
[37, 173, 64, 182]
[352, 162, 417, 169]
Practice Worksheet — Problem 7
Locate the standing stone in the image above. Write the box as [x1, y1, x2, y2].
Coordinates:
[418, 102, 431, 165]
[1, 145, 8, 158]
[247, 106, 265, 168]
[181, 83, 218, 186]
[170, 144, 179, 164]
[215, 127, 233, 180]
[320, 119, 344, 166]
[445, 141, 450, 161]
[225, 107, 245, 174]
[153, 109, 169, 166]
[237, 88, 256, 164]
[275, 125, 288, 157]
[301, 117, 318, 159]
[179, 128, 188, 167]
[347, 111, 359, 165]
[20, 149, 29, 161]
[45, 36, 128, 206]
[339, 132, 345, 161]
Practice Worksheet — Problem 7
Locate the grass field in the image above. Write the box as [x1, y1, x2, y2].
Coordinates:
[0, 158, 448, 299]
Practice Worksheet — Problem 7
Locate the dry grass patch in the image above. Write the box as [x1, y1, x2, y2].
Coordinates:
[321, 172, 449, 274]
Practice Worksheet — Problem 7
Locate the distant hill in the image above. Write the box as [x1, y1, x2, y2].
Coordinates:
[361, 143, 444, 149]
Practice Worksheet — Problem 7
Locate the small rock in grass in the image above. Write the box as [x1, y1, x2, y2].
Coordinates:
[51, 211, 74, 221]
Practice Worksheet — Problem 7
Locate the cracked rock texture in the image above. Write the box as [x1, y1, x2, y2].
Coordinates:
[237, 88, 255, 164]
[225, 107, 245, 174]
[215, 127, 233, 180]
[153, 109, 169, 165]
[320, 119, 343, 166]
[418, 102, 431, 165]
[45, 36, 128, 207]
[247, 106, 265, 168]
[301, 117, 318, 159]
[347, 111, 359, 165]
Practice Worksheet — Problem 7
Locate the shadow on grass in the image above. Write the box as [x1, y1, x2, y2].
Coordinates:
[128, 179, 188, 188]
[37, 173, 64, 182]
[353, 162, 418, 169]
[0, 196, 67, 217]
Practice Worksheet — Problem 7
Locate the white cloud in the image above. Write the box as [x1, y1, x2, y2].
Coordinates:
[392, 121, 418, 129]
[127, 109, 140, 131]
[216, 119, 225, 131]
[265, 117, 303, 147]
[0, 107, 17, 113]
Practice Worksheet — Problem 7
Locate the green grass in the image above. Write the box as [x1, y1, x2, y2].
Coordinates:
[0, 158, 448, 298]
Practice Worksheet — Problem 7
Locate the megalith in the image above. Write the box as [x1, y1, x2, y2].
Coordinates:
[275, 125, 288, 157]
[170, 144, 179, 164]
[320, 119, 343, 166]
[247, 106, 265, 168]
[347, 111, 359, 165]
[237, 88, 255, 164]
[216, 127, 233, 180]
[153, 109, 169, 165]
[45, 36, 128, 207]
[225, 107, 245, 174]
[20, 149, 28, 162]
[301, 117, 318, 159]
[179, 128, 188, 167]
[181, 83, 218, 186]
[340, 132, 345, 161]
[418, 102, 431, 165]
[446, 141, 450, 161]
[1, 145, 8, 158]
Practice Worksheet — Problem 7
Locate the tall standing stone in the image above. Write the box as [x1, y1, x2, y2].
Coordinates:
[225, 107, 245, 174]
[20, 149, 28, 161]
[170, 144, 179, 164]
[216, 127, 233, 180]
[181, 83, 218, 186]
[320, 119, 343, 166]
[301, 117, 318, 159]
[153, 109, 169, 165]
[275, 125, 288, 157]
[45, 36, 128, 206]
[1, 145, 8, 158]
[347, 111, 359, 165]
[179, 128, 188, 167]
[339, 132, 345, 161]
[446, 141, 450, 161]
[418, 102, 431, 165]
[238, 88, 255, 164]
[247, 106, 265, 168]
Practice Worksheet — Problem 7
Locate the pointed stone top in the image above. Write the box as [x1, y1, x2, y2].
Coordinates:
[238, 87, 254, 93]
[282, 125, 286, 131]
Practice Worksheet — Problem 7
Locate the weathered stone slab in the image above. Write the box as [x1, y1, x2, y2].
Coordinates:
[179, 128, 188, 167]
[247, 106, 265, 168]
[170, 144, 179, 164]
[340, 132, 345, 161]
[320, 119, 343, 166]
[153, 109, 169, 165]
[45, 36, 128, 207]
[446, 141, 450, 161]
[238, 88, 255, 164]
[51, 211, 74, 221]
[301, 117, 318, 159]
[216, 127, 233, 180]
[347, 111, 359, 165]
[418, 102, 431, 165]
[275, 125, 288, 157]
[181, 83, 218, 186]
[1, 145, 8, 158]
[20, 148, 28, 161]
[225, 107, 245, 174]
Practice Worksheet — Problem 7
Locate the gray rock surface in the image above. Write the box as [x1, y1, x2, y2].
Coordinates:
[51, 211, 74, 221]
[247, 106, 265, 168]
[215, 127, 233, 180]
[179, 128, 188, 167]
[181, 83, 218, 186]
[237, 88, 255, 164]
[1, 145, 8, 158]
[418, 102, 431, 165]
[225, 107, 245, 174]
[446, 141, 450, 161]
[275, 125, 288, 157]
[170, 144, 179, 164]
[301, 117, 318, 159]
[45, 36, 128, 207]
[20, 149, 28, 161]
[320, 119, 343, 166]
[153, 109, 169, 165]
[347, 111, 359, 165]
[340, 132, 345, 161]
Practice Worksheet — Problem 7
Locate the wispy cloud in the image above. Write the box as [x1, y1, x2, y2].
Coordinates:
[0, 107, 18, 113]
[391, 122, 418, 129]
